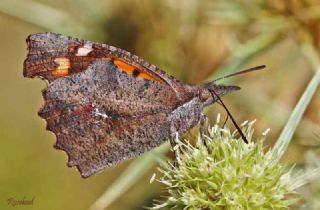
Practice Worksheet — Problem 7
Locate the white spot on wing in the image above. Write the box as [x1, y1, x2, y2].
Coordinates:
[76, 43, 93, 56]
[93, 108, 108, 119]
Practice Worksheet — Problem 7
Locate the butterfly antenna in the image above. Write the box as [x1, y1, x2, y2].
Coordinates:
[210, 89, 248, 144]
[213, 65, 266, 82]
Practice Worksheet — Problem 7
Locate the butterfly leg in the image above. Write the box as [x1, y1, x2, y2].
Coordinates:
[168, 97, 205, 166]
[168, 131, 181, 167]
[199, 113, 209, 149]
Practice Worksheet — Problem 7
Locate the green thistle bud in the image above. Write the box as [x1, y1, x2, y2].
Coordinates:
[151, 118, 296, 210]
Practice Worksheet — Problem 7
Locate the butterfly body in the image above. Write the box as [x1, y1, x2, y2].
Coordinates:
[24, 33, 239, 178]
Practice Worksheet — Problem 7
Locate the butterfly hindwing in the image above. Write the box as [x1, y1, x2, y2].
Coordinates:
[40, 59, 181, 177]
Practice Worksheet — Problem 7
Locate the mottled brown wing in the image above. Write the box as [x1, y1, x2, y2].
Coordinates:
[39, 59, 180, 178]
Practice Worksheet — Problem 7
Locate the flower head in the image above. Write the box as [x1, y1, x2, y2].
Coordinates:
[152, 118, 296, 210]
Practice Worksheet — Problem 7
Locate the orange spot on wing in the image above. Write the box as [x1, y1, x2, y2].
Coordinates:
[113, 59, 160, 82]
[138, 72, 157, 81]
[113, 59, 135, 74]
[52, 57, 70, 77]
[52, 69, 69, 77]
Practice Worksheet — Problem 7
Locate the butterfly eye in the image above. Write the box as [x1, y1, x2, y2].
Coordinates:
[200, 90, 211, 101]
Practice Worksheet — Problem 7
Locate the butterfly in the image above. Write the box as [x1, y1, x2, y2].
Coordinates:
[24, 32, 265, 178]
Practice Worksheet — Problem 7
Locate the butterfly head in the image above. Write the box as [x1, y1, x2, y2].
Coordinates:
[199, 83, 240, 107]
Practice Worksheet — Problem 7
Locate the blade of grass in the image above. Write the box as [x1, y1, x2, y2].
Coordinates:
[89, 143, 170, 210]
[272, 69, 320, 162]
[272, 35, 320, 162]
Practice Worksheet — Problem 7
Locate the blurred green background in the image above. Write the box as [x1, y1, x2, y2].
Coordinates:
[0, 0, 320, 209]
